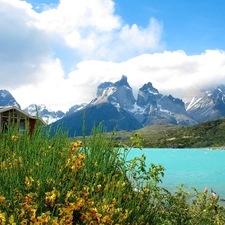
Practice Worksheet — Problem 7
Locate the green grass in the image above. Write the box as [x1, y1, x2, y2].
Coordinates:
[0, 123, 225, 224]
[108, 118, 225, 148]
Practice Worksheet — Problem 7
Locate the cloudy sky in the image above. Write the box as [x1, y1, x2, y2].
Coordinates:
[1, 0, 225, 112]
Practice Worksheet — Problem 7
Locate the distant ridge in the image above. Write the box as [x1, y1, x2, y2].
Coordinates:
[2, 75, 225, 137]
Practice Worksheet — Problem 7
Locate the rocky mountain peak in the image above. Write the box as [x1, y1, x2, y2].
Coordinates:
[0, 89, 20, 108]
[139, 82, 159, 93]
[114, 75, 131, 88]
[158, 95, 186, 114]
[137, 82, 161, 107]
[92, 75, 136, 109]
[23, 104, 65, 124]
[96, 81, 113, 98]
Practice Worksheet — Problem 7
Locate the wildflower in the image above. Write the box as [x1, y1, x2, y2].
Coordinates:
[45, 188, 60, 206]
[212, 192, 217, 199]
[97, 184, 102, 191]
[24, 176, 34, 189]
[204, 187, 208, 193]
[143, 187, 150, 193]
[8, 215, 16, 225]
[102, 215, 111, 223]
[78, 153, 85, 161]
[70, 140, 82, 152]
[0, 195, 6, 203]
[0, 212, 6, 224]
[11, 135, 18, 141]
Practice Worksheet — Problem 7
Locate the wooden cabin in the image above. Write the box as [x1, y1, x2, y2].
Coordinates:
[0, 106, 45, 135]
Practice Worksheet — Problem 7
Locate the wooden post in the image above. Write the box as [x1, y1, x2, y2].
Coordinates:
[8, 110, 11, 126]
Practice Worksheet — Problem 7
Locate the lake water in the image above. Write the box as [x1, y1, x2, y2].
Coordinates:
[127, 148, 225, 202]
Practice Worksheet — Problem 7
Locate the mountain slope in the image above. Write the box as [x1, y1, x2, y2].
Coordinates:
[0, 90, 20, 108]
[52, 102, 143, 136]
[52, 76, 197, 136]
[23, 104, 65, 124]
[133, 82, 197, 126]
[184, 85, 225, 123]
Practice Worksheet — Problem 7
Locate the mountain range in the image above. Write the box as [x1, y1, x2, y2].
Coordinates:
[1, 75, 225, 136]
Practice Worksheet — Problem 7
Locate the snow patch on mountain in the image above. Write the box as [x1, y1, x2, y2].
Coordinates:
[23, 104, 65, 124]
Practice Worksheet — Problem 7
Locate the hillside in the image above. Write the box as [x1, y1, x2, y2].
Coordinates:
[115, 118, 225, 148]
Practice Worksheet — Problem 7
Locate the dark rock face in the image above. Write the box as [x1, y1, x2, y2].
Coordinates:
[135, 83, 195, 126]
[52, 102, 143, 136]
[158, 95, 187, 115]
[137, 82, 161, 107]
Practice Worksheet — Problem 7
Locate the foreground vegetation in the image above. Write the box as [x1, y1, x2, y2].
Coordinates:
[0, 124, 225, 224]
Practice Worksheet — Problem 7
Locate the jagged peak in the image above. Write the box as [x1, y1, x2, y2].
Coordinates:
[114, 75, 131, 88]
[0, 89, 11, 98]
[0, 89, 21, 109]
[139, 82, 159, 94]
[166, 95, 184, 106]
[97, 81, 113, 89]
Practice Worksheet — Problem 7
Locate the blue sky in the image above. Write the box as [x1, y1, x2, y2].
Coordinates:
[0, 0, 225, 112]
[114, 0, 225, 54]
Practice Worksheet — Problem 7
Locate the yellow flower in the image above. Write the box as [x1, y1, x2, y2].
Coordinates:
[45, 189, 60, 206]
[11, 135, 19, 141]
[0, 212, 6, 224]
[97, 184, 102, 191]
[9, 215, 16, 225]
[143, 187, 150, 193]
[0, 195, 5, 203]
[102, 215, 111, 223]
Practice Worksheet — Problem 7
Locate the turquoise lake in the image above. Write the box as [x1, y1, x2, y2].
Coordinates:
[127, 148, 225, 202]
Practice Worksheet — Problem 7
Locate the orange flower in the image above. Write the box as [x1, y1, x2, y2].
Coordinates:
[97, 184, 102, 191]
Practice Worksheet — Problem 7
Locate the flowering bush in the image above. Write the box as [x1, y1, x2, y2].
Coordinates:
[0, 125, 225, 224]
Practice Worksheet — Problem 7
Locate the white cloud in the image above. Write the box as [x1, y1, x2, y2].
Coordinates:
[119, 18, 163, 52]
[36, 0, 121, 33]
[0, 0, 52, 88]
[56, 50, 225, 112]
[1, 0, 225, 113]
[9, 49, 225, 112]
[33, 0, 164, 60]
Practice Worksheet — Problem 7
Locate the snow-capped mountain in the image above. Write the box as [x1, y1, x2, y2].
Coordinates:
[91, 75, 136, 110]
[90, 76, 196, 126]
[134, 82, 196, 126]
[184, 85, 225, 123]
[23, 104, 65, 124]
[3, 76, 225, 137]
[66, 103, 87, 116]
[51, 76, 198, 136]
[0, 90, 20, 108]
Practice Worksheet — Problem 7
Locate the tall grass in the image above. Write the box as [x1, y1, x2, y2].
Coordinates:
[0, 124, 225, 224]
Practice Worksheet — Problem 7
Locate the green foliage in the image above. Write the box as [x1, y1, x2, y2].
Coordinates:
[114, 118, 225, 148]
[0, 124, 225, 224]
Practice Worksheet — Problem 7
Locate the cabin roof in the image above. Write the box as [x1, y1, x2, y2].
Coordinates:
[0, 106, 46, 125]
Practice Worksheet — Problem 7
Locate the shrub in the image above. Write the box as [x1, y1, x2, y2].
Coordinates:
[0, 124, 224, 224]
